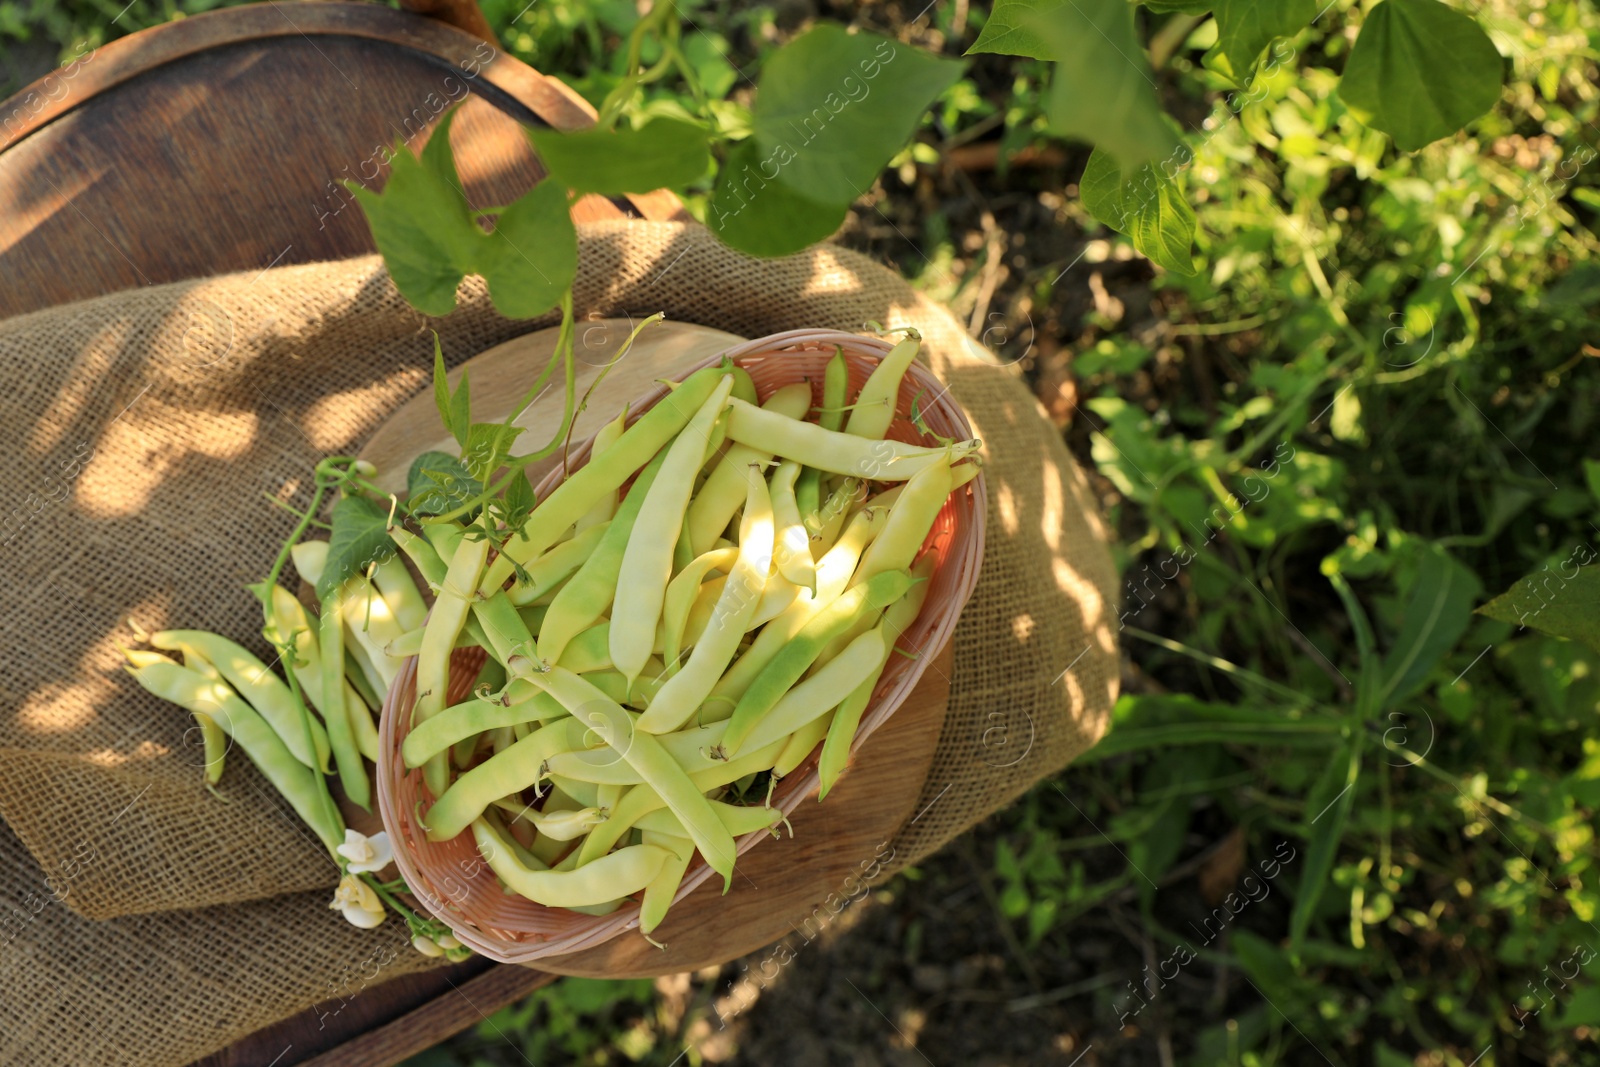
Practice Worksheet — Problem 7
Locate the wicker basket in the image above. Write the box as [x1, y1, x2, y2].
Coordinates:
[377, 329, 987, 964]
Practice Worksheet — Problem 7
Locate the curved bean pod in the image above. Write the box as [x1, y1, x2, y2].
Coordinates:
[817, 553, 935, 797]
[638, 830, 694, 935]
[387, 525, 447, 593]
[317, 588, 370, 809]
[775, 711, 832, 777]
[724, 398, 978, 480]
[637, 467, 774, 733]
[769, 460, 815, 593]
[797, 348, 850, 524]
[610, 377, 735, 684]
[685, 382, 813, 556]
[659, 546, 739, 672]
[150, 629, 330, 771]
[546, 718, 732, 784]
[371, 554, 428, 632]
[416, 534, 490, 796]
[481, 364, 733, 593]
[634, 800, 785, 838]
[424, 717, 596, 841]
[852, 456, 954, 589]
[722, 570, 914, 754]
[705, 506, 889, 710]
[129, 649, 228, 784]
[731, 628, 886, 757]
[127, 659, 343, 852]
[505, 521, 611, 607]
[471, 818, 669, 908]
[843, 333, 920, 440]
[401, 683, 566, 768]
[527, 668, 739, 889]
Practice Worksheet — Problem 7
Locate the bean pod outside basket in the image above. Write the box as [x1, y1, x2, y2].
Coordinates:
[377, 328, 987, 964]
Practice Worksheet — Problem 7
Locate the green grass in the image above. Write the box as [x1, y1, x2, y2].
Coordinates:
[8, 0, 1599, 1062]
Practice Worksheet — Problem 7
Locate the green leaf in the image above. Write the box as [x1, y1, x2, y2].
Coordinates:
[707, 139, 850, 257]
[967, 0, 1058, 59]
[502, 470, 537, 536]
[751, 25, 964, 205]
[1084, 695, 1342, 760]
[317, 496, 397, 601]
[1080, 148, 1197, 274]
[478, 179, 577, 319]
[430, 334, 465, 448]
[448, 369, 472, 450]
[461, 422, 526, 482]
[407, 451, 482, 517]
[1025, 0, 1179, 169]
[1479, 554, 1600, 654]
[526, 118, 712, 195]
[1290, 740, 1360, 948]
[1336, 0, 1504, 151]
[1207, 0, 1316, 85]
[1374, 545, 1482, 710]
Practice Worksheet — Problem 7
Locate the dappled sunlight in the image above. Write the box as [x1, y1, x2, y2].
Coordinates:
[84, 739, 171, 767]
[15, 592, 172, 736]
[995, 479, 1020, 535]
[1012, 611, 1036, 641]
[26, 316, 130, 456]
[303, 374, 425, 450]
[75, 400, 257, 517]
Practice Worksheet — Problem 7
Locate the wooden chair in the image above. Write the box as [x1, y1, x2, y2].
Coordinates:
[0, 0, 684, 320]
[0, 1, 652, 1060]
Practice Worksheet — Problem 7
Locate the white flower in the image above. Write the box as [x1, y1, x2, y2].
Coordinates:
[412, 934, 445, 958]
[330, 874, 385, 929]
[336, 829, 393, 874]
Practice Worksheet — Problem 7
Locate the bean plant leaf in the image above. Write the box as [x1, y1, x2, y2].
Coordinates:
[707, 139, 850, 257]
[1023, 0, 1180, 169]
[750, 24, 964, 205]
[1141, 0, 1213, 11]
[350, 105, 575, 319]
[501, 470, 537, 535]
[527, 118, 712, 195]
[1479, 557, 1600, 653]
[431, 334, 469, 449]
[317, 496, 397, 601]
[1374, 545, 1482, 710]
[967, 0, 1059, 59]
[407, 451, 481, 517]
[1289, 739, 1360, 948]
[1080, 148, 1198, 275]
[477, 179, 577, 319]
[461, 422, 525, 482]
[1208, 0, 1317, 85]
[1337, 0, 1504, 151]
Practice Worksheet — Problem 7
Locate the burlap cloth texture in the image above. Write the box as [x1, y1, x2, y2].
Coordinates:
[0, 220, 1118, 1065]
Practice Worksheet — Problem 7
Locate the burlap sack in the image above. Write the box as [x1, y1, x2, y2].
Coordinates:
[0, 221, 1116, 1064]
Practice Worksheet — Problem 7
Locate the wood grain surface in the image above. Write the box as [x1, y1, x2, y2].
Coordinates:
[0, 2, 686, 319]
[360, 319, 951, 977]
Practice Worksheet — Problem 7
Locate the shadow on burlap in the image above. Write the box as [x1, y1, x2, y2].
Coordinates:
[0, 221, 1117, 1066]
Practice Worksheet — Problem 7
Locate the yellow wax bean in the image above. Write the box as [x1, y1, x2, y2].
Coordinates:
[724, 398, 978, 480]
[775, 711, 832, 777]
[575, 405, 629, 532]
[659, 546, 739, 672]
[685, 382, 813, 556]
[769, 460, 816, 593]
[843, 334, 920, 440]
[424, 717, 597, 842]
[637, 467, 773, 733]
[505, 521, 611, 606]
[416, 534, 489, 797]
[611, 377, 735, 684]
[639, 830, 694, 935]
[401, 682, 567, 768]
[472, 818, 669, 908]
[733, 628, 886, 756]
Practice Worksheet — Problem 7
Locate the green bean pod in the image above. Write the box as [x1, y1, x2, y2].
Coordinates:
[388, 524, 447, 593]
[659, 546, 739, 673]
[262, 585, 374, 766]
[705, 506, 889, 710]
[637, 467, 774, 733]
[342, 574, 405, 688]
[129, 649, 228, 783]
[725, 398, 977, 480]
[317, 588, 371, 809]
[722, 570, 914, 755]
[634, 800, 786, 838]
[610, 377, 735, 684]
[527, 668, 740, 889]
[575, 406, 629, 533]
[852, 456, 954, 588]
[471, 589, 538, 671]
[289, 540, 327, 586]
[371, 554, 428, 631]
[505, 521, 611, 607]
[775, 711, 832, 777]
[732, 627, 886, 757]
[537, 452, 666, 665]
[472, 817, 669, 908]
[424, 717, 596, 841]
[481, 364, 733, 593]
[684, 382, 813, 556]
[817, 553, 935, 797]
[843, 333, 920, 440]
[416, 534, 490, 796]
[150, 629, 330, 771]
[638, 829, 694, 935]
[769, 460, 815, 593]
[546, 717, 733, 783]
[127, 659, 344, 853]
[798, 348, 850, 525]
[402, 684, 566, 768]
